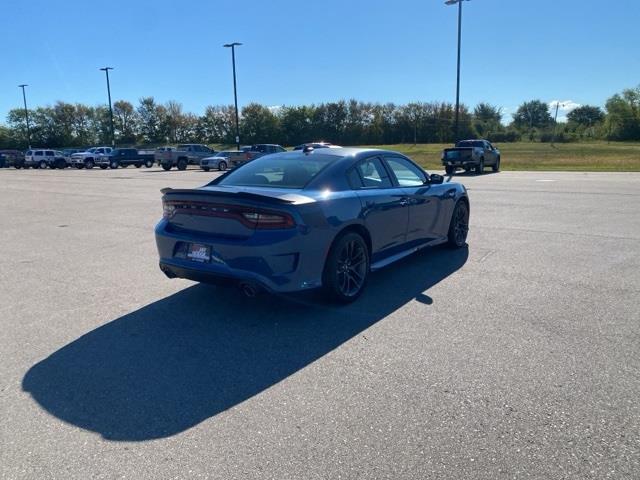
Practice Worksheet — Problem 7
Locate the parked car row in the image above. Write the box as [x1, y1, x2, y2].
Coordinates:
[153, 143, 288, 171]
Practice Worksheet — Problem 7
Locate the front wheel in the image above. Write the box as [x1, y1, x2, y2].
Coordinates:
[109, 161, 118, 169]
[39, 160, 47, 169]
[162, 163, 172, 171]
[177, 159, 187, 171]
[86, 159, 94, 169]
[322, 232, 370, 303]
[202, 167, 210, 172]
[445, 165, 455, 176]
[492, 157, 500, 172]
[447, 201, 469, 248]
[99, 165, 107, 170]
[476, 158, 484, 174]
[145, 159, 154, 168]
[218, 161, 227, 171]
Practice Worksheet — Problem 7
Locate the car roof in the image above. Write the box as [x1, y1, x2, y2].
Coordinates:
[274, 147, 402, 162]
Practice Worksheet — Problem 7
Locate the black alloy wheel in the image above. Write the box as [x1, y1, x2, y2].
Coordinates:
[447, 201, 469, 248]
[323, 232, 369, 303]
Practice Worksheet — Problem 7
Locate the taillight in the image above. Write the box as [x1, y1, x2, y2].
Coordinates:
[162, 200, 295, 229]
[241, 211, 295, 229]
[163, 201, 176, 219]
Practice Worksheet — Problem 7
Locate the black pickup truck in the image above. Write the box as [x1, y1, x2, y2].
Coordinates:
[441, 139, 501, 175]
[97, 148, 155, 169]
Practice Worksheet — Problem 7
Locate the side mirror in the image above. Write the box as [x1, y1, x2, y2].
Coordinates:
[429, 173, 444, 184]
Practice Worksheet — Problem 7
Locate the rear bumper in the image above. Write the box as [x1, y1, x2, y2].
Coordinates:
[155, 219, 328, 293]
[442, 159, 478, 168]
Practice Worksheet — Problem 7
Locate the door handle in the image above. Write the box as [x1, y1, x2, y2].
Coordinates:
[399, 198, 410, 207]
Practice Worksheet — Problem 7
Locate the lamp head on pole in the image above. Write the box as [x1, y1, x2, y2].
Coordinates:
[18, 84, 28, 88]
[100, 67, 113, 72]
[223, 42, 242, 48]
[445, 0, 469, 4]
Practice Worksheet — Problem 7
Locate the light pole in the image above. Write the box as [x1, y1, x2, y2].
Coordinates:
[223, 42, 242, 150]
[18, 84, 31, 148]
[552, 101, 566, 144]
[100, 67, 115, 147]
[445, 0, 469, 142]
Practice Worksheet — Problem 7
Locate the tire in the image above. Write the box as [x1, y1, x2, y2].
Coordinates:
[162, 164, 172, 171]
[322, 232, 370, 303]
[39, 160, 47, 169]
[145, 159, 154, 168]
[447, 201, 470, 248]
[445, 165, 455, 176]
[99, 165, 107, 170]
[202, 167, 210, 172]
[14, 165, 22, 169]
[218, 161, 227, 171]
[476, 158, 484, 174]
[75, 164, 84, 169]
[133, 163, 141, 168]
[492, 156, 501, 172]
[177, 158, 187, 171]
[86, 159, 94, 169]
[109, 160, 118, 169]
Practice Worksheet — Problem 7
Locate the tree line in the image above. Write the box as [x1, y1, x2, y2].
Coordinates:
[1, 85, 639, 150]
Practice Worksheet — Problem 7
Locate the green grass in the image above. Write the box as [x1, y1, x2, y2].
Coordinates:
[360, 141, 640, 171]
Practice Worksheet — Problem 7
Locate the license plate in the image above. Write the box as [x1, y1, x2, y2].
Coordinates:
[187, 243, 211, 263]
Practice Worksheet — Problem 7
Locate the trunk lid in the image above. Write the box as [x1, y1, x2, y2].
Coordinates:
[161, 186, 314, 238]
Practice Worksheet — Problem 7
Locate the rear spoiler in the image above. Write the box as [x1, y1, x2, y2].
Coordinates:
[160, 187, 300, 205]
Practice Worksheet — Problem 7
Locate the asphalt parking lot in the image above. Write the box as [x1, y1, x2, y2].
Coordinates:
[1, 167, 639, 479]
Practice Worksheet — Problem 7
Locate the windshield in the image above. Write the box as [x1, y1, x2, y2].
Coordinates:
[217, 154, 336, 189]
[216, 152, 232, 157]
[456, 140, 484, 148]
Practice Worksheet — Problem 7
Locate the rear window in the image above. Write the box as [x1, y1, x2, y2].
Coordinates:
[217, 154, 336, 189]
[456, 140, 484, 148]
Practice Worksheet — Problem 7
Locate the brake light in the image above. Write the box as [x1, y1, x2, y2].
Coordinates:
[162, 200, 295, 229]
[241, 211, 295, 229]
[163, 201, 176, 219]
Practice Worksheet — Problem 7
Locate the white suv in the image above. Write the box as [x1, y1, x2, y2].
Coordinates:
[70, 147, 112, 169]
[24, 149, 66, 169]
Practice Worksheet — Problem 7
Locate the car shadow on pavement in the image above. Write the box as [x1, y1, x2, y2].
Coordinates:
[22, 245, 468, 442]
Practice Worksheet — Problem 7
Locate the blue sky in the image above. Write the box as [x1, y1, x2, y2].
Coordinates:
[2, 0, 639, 123]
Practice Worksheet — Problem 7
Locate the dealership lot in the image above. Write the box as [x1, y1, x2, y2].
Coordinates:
[1, 168, 639, 479]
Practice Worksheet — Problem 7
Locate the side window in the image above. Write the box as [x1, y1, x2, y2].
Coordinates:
[385, 157, 426, 187]
[355, 157, 392, 189]
[46, 151, 54, 156]
[347, 168, 363, 189]
[35, 151, 43, 156]
[26, 150, 32, 156]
